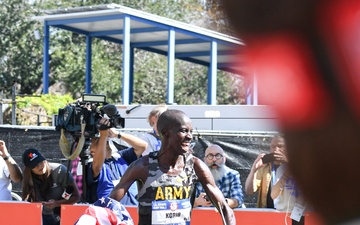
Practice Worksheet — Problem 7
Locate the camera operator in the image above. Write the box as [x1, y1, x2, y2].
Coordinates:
[86, 118, 147, 205]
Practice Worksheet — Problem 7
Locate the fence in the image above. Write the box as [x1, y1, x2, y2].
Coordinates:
[0, 125, 277, 207]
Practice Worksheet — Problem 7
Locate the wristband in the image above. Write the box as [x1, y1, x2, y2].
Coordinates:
[3, 154, 10, 161]
[117, 132, 121, 139]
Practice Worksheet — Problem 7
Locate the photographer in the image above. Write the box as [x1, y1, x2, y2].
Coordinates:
[57, 94, 147, 205]
[244, 134, 288, 208]
[86, 118, 147, 205]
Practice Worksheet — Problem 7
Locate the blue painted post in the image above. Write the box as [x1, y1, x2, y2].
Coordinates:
[208, 40, 217, 105]
[129, 47, 134, 103]
[85, 36, 92, 93]
[252, 73, 258, 105]
[42, 22, 50, 94]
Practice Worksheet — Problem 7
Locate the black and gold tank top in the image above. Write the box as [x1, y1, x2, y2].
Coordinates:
[137, 151, 198, 225]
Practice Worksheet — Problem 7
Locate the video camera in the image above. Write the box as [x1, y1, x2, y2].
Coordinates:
[55, 94, 125, 138]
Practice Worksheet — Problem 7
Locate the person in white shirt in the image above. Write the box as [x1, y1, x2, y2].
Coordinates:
[0, 140, 23, 200]
[271, 140, 306, 225]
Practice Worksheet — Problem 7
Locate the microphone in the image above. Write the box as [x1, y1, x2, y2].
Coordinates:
[62, 186, 74, 200]
[125, 104, 141, 114]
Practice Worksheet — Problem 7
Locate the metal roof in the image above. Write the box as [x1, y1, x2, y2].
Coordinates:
[32, 4, 248, 105]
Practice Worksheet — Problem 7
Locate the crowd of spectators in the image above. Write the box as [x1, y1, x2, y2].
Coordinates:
[0, 106, 307, 225]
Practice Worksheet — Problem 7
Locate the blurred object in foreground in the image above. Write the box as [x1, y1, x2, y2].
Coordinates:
[221, 0, 360, 224]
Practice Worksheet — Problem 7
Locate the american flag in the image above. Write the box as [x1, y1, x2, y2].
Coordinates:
[75, 197, 134, 225]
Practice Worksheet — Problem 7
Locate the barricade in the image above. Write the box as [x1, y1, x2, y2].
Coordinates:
[61, 204, 138, 225]
[0, 201, 42, 225]
[61, 204, 326, 225]
[0, 201, 325, 225]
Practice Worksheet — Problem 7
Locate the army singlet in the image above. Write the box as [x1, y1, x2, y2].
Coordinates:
[137, 151, 198, 225]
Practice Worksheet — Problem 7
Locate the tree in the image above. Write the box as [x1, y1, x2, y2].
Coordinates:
[1, 0, 245, 106]
[0, 0, 44, 97]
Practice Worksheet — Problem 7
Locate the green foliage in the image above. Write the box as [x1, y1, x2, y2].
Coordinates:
[131, 51, 168, 104]
[0, 0, 44, 96]
[16, 94, 74, 116]
[2, 93, 74, 126]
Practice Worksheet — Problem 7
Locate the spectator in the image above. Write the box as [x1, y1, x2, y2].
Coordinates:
[244, 134, 287, 208]
[140, 104, 168, 156]
[22, 148, 80, 225]
[70, 156, 84, 200]
[194, 144, 243, 209]
[0, 140, 23, 200]
[70, 142, 93, 202]
[271, 146, 306, 224]
[109, 109, 236, 225]
[86, 118, 147, 205]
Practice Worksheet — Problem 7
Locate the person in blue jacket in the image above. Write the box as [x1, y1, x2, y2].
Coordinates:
[86, 118, 147, 205]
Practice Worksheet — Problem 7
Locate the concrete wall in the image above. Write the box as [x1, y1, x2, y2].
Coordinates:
[115, 104, 279, 132]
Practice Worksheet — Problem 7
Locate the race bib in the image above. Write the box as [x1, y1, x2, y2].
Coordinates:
[290, 202, 306, 222]
[152, 199, 191, 225]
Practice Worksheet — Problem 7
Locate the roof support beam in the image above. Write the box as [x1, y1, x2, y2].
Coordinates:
[54, 25, 89, 35]
[130, 16, 237, 47]
[167, 28, 175, 104]
[90, 27, 165, 37]
[176, 50, 230, 58]
[47, 14, 124, 26]
[132, 38, 208, 48]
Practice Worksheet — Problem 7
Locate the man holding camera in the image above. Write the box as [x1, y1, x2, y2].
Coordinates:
[244, 134, 288, 208]
[85, 118, 147, 205]
[193, 144, 243, 209]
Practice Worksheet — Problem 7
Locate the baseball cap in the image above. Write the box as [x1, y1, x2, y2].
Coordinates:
[22, 148, 46, 169]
